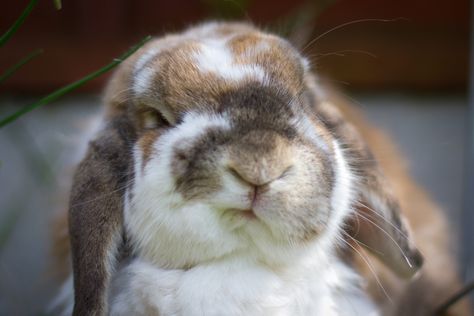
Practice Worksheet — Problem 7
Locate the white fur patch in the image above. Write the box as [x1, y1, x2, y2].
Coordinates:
[183, 21, 222, 38]
[322, 139, 356, 248]
[133, 66, 156, 96]
[301, 57, 310, 72]
[134, 47, 162, 74]
[194, 39, 266, 83]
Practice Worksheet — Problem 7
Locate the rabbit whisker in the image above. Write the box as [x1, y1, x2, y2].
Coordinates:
[342, 228, 384, 256]
[352, 211, 412, 268]
[301, 18, 406, 54]
[354, 200, 409, 240]
[337, 234, 393, 304]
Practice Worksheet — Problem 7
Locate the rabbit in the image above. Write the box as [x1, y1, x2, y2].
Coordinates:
[50, 21, 470, 315]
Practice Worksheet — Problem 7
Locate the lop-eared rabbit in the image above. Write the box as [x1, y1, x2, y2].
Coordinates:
[51, 22, 470, 316]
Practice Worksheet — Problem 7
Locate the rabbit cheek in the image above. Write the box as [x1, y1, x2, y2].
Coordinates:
[171, 149, 222, 201]
[261, 147, 334, 242]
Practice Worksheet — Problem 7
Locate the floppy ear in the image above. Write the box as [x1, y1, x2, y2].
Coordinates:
[315, 100, 423, 279]
[68, 113, 135, 315]
[348, 167, 423, 278]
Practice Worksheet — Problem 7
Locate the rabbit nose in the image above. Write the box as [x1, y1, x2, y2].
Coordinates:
[227, 163, 292, 187]
[227, 166, 261, 187]
[227, 130, 294, 186]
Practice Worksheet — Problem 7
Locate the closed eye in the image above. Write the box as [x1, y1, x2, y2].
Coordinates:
[142, 107, 172, 129]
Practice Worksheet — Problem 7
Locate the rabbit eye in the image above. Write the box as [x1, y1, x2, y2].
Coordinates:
[141, 108, 171, 129]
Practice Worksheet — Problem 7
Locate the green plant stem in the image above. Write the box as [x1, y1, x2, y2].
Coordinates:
[0, 35, 151, 128]
[0, 0, 39, 48]
[0, 49, 43, 85]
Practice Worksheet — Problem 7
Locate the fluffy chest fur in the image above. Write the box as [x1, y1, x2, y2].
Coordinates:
[109, 252, 378, 316]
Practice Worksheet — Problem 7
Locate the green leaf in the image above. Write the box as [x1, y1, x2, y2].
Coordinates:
[0, 35, 151, 128]
[0, 49, 43, 85]
[0, 0, 39, 48]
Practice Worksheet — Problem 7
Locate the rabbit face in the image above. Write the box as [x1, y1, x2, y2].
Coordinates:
[124, 23, 356, 269]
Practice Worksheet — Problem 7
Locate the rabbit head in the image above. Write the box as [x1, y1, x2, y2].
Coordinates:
[115, 23, 349, 267]
[108, 22, 422, 272]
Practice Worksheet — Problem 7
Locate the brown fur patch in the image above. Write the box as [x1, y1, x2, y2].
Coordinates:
[138, 129, 161, 168]
[227, 33, 263, 55]
[230, 33, 305, 94]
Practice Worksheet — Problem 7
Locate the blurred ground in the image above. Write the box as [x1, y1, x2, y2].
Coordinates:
[0, 93, 468, 315]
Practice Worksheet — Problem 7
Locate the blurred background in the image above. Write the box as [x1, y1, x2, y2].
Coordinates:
[0, 0, 472, 315]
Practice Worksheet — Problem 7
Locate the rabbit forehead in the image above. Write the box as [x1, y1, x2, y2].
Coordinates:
[132, 23, 305, 116]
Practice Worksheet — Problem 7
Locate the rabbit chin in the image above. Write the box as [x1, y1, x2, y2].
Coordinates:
[124, 117, 356, 271]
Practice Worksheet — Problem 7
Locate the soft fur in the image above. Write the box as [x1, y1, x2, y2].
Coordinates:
[51, 22, 470, 316]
